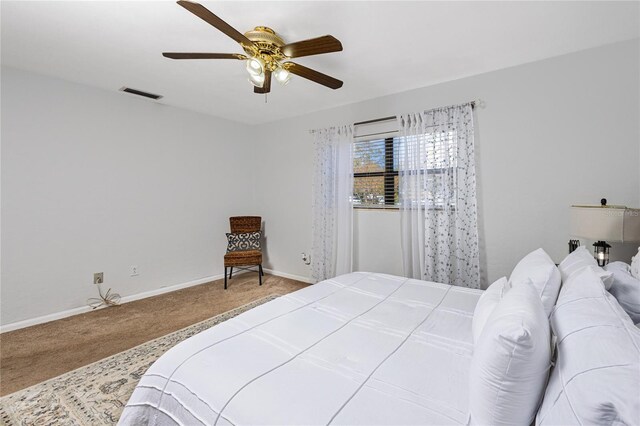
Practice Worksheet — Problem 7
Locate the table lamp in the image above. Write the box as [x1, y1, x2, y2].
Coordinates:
[570, 198, 640, 266]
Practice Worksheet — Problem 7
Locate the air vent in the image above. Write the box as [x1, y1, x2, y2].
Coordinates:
[119, 87, 163, 100]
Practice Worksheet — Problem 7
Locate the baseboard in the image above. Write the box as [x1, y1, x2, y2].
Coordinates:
[0, 269, 312, 333]
[264, 268, 313, 284]
[0, 274, 224, 334]
[221, 268, 312, 284]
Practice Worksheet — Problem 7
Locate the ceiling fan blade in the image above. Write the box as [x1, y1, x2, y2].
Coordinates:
[163, 52, 247, 60]
[254, 69, 272, 94]
[285, 62, 343, 90]
[176, 1, 255, 48]
[281, 35, 342, 58]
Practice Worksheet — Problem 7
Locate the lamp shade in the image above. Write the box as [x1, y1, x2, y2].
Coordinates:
[570, 206, 640, 242]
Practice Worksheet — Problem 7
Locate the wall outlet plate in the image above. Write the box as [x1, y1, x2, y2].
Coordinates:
[93, 272, 103, 285]
[130, 265, 139, 276]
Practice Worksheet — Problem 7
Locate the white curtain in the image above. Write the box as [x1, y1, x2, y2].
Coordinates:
[397, 104, 480, 288]
[311, 125, 354, 282]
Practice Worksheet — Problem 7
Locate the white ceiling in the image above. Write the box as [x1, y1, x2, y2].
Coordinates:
[2, 1, 638, 125]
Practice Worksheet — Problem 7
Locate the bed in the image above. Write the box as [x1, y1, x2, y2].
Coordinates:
[119, 272, 482, 425]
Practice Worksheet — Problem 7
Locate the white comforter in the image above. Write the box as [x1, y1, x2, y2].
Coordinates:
[119, 272, 482, 425]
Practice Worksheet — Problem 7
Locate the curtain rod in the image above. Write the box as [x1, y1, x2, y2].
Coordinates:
[309, 100, 480, 134]
[353, 100, 477, 127]
[353, 116, 396, 126]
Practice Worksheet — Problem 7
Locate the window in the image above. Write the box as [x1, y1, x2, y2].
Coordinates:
[353, 131, 457, 209]
[353, 138, 398, 208]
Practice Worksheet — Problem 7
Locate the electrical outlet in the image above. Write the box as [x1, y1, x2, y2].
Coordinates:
[130, 265, 139, 276]
[93, 272, 103, 285]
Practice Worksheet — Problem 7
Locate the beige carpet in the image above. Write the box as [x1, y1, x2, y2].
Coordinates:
[0, 273, 307, 396]
[0, 295, 280, 425]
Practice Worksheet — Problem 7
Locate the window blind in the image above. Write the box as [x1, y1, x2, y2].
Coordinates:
[353, 130, 457, 209]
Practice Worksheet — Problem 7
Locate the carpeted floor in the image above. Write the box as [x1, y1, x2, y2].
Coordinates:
[0, 273, 307, 396]
[0, 295, 280, 425]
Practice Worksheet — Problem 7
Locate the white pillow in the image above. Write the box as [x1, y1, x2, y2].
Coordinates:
[631, 246, 640, 279]
[469, 281, 551, 426]
[472, 277, 508, 344]
[558, 246, 614, 290]
[605, 261, 640, 324]
[509, 248, 561, 317]
[536, 266, 640, 425]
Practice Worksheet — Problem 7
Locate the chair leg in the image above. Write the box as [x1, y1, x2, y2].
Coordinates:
[224, 267, 228, 290]
[259, 264, 263, 285]
[229, 267, 233, 279]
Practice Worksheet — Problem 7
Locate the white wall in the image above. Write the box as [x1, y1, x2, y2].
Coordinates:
[1, 67, 254, 325]
[2, 39, 639, 327]
[353, 210, 403, 276]
[252, 39, 640, 287]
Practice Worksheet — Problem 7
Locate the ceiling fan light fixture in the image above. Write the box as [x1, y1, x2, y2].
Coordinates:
[248, 72, 265, 88]
[274, 67, 291, 85]
[246, 57, 264, 76]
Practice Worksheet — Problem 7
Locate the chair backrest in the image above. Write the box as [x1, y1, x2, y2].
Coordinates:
[230, 216, 261, 233]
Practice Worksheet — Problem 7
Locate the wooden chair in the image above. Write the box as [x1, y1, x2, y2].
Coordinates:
[224, 216, 263, 289]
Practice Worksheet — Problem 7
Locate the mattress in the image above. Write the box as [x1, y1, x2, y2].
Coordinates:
[119, 272, 483, 425]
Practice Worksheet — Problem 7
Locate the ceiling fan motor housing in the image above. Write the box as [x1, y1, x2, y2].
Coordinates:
[243, 27, 286, 70]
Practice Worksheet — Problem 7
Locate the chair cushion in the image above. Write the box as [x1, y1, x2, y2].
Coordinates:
[226, 231, 261, 252]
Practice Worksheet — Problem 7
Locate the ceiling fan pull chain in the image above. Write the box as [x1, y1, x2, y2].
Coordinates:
[265, 93, 268, 104]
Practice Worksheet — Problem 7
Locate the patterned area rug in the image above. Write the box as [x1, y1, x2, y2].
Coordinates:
[0, 295, 280, 426]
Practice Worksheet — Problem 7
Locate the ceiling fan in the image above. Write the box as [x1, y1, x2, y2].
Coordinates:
[163, 1, 344, 94]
